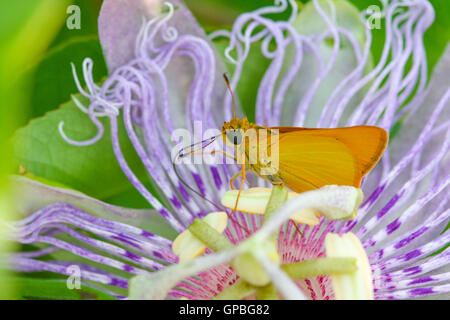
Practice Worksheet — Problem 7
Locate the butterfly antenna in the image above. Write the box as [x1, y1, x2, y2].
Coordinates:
[223, 73, 237, 119]
[172, 157, 221, 212]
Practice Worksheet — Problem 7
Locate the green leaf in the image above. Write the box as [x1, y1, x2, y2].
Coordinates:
[185, 0, 298, 29]
[423, 0, 450, 75]
[27, 36, 108, 119]
[4, 277, 116, 300]
[12, 95, 151, 205]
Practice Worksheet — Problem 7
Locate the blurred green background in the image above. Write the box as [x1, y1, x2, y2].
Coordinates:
[0, 0, 448, 299]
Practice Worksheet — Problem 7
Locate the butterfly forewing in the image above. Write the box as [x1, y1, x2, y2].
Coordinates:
[250, 126, 388, 193]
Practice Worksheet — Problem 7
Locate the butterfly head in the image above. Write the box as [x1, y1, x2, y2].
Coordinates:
[221, 117, 250, 146]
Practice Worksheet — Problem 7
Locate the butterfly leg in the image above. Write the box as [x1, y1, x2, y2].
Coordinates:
[226, 165, 252, 235]
[232, 163, 246, 213]
[209, 150, 237, 161]
[229, 170, 242, 190]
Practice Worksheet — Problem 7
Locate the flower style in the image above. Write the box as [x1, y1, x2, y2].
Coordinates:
[6, 0, 449, 300]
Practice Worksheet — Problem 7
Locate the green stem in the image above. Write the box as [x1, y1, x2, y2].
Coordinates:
[263, 185, 288, 224]
[263, 185, 288, 246]
[213, 280, 256, 300]
[281, 257, 357, 279]
[188, 218, 233, 252]
[223, 185, 289, 288]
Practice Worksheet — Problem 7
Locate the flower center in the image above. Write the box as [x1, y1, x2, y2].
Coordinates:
[168, 185, 373, 300]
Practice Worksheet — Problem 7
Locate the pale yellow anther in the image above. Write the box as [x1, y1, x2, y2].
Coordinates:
[172, 212, 228, 262]
[325, 232, 374, 300]
[289, 208, 321, 225]
[221, 187, 363, 225]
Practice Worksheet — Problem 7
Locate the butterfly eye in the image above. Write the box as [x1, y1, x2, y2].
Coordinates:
[226, 129, 242, 145]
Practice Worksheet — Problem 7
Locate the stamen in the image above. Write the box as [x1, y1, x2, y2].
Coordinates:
[188, 215, 233, 252]
[281, 257, 357, 279]
[172, 212, 228, 262]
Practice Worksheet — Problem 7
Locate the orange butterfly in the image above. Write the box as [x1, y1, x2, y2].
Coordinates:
[176, 74, 388, 215]
[219, 74, 388, 211]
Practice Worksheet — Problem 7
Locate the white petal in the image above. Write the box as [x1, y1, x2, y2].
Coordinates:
[10, 175, 176, 240]
[325, 232, 374, 300]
